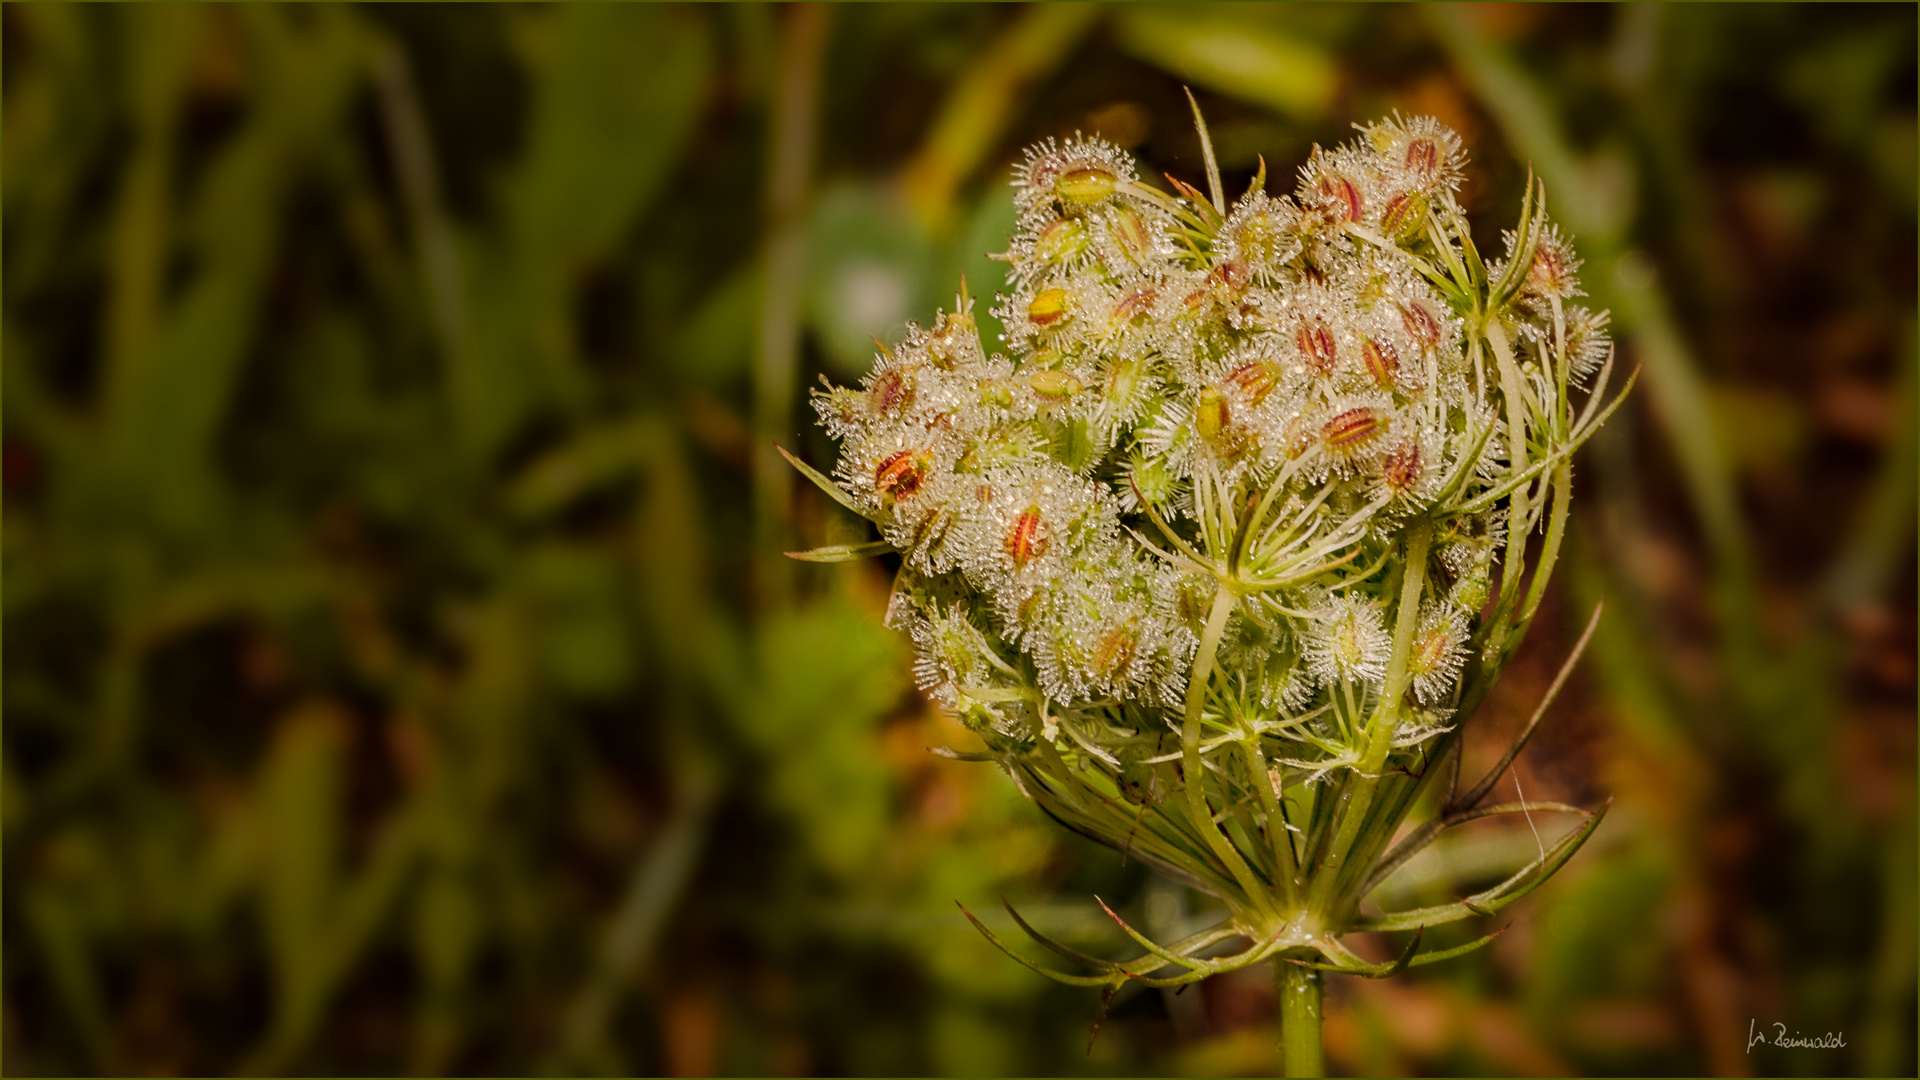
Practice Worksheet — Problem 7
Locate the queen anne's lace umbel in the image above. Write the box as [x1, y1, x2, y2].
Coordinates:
[799, 114, 1622, 955]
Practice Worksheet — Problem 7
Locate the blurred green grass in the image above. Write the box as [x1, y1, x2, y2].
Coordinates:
[3, 5, 1913, 1076]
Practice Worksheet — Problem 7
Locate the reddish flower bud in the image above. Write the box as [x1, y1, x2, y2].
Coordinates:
[1361, 337, 1400, 389]
[1382, 441, 1422, 491]
[868, 367, 915, 416]
[908, 505, 955, 554]
[1316, 173, 1363, 223]
[875, 449, 933, 503]
[1224, 360, 1283, 407]
[1399, 301, 1442, 353]
[1528, 239, 1575, 295]
[1322, 407, 1386, 450]
[1405, 137, 1438, 181]
[1173, 583, 1211, 627]
[1093, 624, 1139, 677]
[1296, 320, 1338, 375]
[1110, 285, 1158, 327]
[1210, 259, 1251, 291]
[1004, 504, 1049, 567]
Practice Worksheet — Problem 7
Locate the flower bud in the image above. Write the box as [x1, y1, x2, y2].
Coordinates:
[907, 504, 956, 557]
[1322, 407, 1386, 450]
[868, 367, 915, 416]
[1004, 504, 1049, 567]
[1528, 238, 1575, 296]
[1110, 285, 1158, 328]
[1035, 218, 1089, 264]
[1105, 355, 1145, 402]
[1093, 622, 1139, 678]
[1126, 454, 1177, 508]
[1224, 360, 1282, 407]
[1380, 191, 1429, 243]
[1361, 337, 1400, 390]
[1316, 173, 1363, 223]
[1407, 606, 1469, 703]
[1056, 165, 1118, 204]
[1452, 560, 1491, 613]
[1232, 211, 1285, 264]
[1210, 260, 1252, 292]
[1171, 577, 1211, 627]
[1108, 205, 1152, 266]
[1195, 386, 1232, 442]
[1197, 387, 1255, 463]
[1027, 370, 1084, 401]
[1028, 288, 1070, 327]
[1296, 320, 1338, 375]
[875, 449, 933, 503]
[1398, 300, 1442, 354]
[1381, 441, 1422, 492]
[1404, 136, 1439, 181]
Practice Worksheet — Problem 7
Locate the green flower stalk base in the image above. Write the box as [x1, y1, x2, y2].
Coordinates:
[789, 97, 1626, 1076]
[1279, 960, 1323, 1079]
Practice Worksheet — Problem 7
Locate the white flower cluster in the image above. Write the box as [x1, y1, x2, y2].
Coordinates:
[812, 116, 1604, 771]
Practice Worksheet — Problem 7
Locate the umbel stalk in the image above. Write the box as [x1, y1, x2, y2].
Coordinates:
[1278, 959, 1323, 1078]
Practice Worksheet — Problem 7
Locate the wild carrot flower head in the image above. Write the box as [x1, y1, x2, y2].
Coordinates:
[796, 111, 1623, 951]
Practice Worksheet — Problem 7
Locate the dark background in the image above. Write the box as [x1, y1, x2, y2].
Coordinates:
[4, 4, 1914, 1076]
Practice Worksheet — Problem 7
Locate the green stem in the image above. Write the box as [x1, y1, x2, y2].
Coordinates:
[1238, 736, 1300, 909]
[1304, 522, 1433, 916]
[1277, 958, 1323, 1078]
[750, 3, 830, 610]
[1518, 462, 1573, 626]
[1183, 586, 1278, 919]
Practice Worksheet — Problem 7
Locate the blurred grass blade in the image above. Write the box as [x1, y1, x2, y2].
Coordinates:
[898, 4, 1102, 230]
[1115, 7, 1335, 119]
[752, 3, 831, 607]
[503, 416, 666, 521]
[551, 771, 719, 1072]
[245, 702, 352, 1074]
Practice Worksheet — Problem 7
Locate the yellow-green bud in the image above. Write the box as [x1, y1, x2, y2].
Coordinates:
[1027, 289, 1070, 327]
[1056, 165, 1117, 204]
[1035, 218, 1089, 264]
[1027, 370, 1083, 401]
